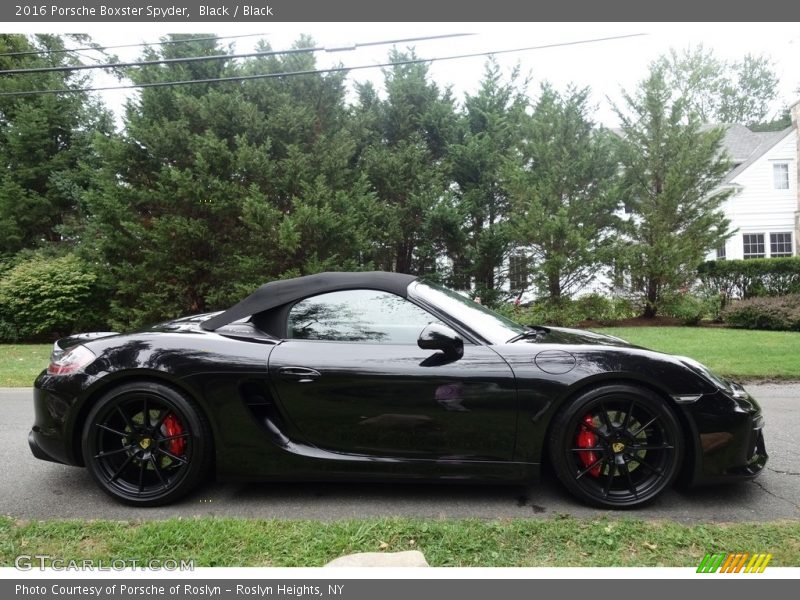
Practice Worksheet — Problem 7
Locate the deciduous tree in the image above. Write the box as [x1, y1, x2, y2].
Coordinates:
[657, 45, 779, 125]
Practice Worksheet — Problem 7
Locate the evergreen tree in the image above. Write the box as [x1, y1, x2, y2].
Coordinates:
[506, 84, 619, 300]
[354, 49, 458, 276]
[614, 67, 733, 317]
[236, 36, 382, 279]
[84, 35, 374, 328]
[0, 34, 112, 256]
[448, 59, 528, 302]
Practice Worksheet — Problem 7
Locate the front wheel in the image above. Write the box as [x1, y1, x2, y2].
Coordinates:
[548, 384, 683, 508]
[82, 382, 212, 506]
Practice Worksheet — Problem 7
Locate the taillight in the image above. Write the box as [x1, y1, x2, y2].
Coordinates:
[47, 345, 96, 376]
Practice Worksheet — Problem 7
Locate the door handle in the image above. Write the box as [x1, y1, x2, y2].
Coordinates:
[278, 366, 321, 383]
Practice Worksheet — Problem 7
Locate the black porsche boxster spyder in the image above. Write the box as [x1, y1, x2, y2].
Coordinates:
[29, 272, 767, 508]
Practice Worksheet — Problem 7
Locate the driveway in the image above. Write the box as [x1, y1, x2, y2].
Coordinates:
[1, 384, 797, 522]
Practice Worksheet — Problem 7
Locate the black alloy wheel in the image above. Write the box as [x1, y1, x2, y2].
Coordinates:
[548, 384, 683, 508]
[82, 382, 212, 506]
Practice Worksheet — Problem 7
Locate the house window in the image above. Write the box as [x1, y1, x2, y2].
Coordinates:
[742, 234, 765, 259]
[716, 245, 726, 260]
[770, 232, 793, 257]
[773, 163, 789, 190]
[508, 253, 529, 293]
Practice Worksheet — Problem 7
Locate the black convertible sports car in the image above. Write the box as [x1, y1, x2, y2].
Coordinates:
[29, 272, 767, 508]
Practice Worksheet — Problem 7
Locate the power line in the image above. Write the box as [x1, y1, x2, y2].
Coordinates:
[70, 51, 105, 66]
[0, 33, 647, 99]
[0, 33, 474, 76]
[0, 33, 269, 59]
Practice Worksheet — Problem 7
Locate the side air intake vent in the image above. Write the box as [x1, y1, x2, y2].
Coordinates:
[240, 381, 290, 447]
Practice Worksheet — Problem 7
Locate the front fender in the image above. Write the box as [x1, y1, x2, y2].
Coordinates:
[497, 344, 717, 464]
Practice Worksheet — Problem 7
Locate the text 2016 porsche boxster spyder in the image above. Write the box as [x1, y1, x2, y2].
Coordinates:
[29, 272, 767, 507]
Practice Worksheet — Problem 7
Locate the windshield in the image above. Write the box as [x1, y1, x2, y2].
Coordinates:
[409, 280, 526, 344]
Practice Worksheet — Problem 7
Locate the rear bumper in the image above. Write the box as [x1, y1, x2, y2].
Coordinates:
[28, 429, 68, 464]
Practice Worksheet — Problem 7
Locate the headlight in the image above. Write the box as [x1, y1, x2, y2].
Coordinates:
[47, 345, 96, 376]
[678, 356, 746, 398]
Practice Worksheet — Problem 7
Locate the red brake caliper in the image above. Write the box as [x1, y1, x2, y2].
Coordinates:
[162, 414, 186, 456]
[576, 414, 601, 477]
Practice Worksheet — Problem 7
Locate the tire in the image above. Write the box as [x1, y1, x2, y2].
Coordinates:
[82, 381, 212, 506]
[548, 383, 683, 509]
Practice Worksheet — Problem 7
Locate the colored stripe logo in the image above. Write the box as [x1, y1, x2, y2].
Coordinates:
[697, 553, 772, 573]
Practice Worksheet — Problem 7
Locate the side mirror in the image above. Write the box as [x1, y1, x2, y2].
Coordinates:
[418, 323, 464, 360]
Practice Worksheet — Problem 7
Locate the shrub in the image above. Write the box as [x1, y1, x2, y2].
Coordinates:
[694, 289, 725, 321]
[574, 293, 615, 322]
[0, 318, 19, 342]
[0, 254, 99, 341]
[721, 295, 800, 331]
[698, 258, 800, 300]
[661, 293, 711, 325]
[496, 300, 584, 328]
[495, 294, 637, 327]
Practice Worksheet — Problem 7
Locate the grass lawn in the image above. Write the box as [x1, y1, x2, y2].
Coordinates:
[1, 515, 798, 567]
[595, 327, 800, 381]
[0, 344, 49, 387]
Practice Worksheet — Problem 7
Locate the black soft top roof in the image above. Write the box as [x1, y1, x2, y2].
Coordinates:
[201, 271, 418, 331]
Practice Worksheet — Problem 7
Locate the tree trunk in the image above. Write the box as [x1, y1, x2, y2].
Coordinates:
[548, 270, 561, 302]
[395, 241, 414, 274]
[478, 259, 494, 293]
[643, 278, 658, 318]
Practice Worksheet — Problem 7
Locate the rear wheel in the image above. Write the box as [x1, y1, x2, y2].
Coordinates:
[548, 384, 683, 508]
[82, 382, 212, 506]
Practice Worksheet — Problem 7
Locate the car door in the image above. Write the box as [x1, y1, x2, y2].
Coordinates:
[267, 289, 518, 461]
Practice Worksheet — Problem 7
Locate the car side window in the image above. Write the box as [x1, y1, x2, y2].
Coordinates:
[287, 289, 440, 344]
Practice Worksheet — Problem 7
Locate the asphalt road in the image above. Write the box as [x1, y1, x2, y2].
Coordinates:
[2, 385, 798, 522]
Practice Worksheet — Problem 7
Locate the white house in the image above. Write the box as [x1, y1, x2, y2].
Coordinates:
[706, 107, 799, 261]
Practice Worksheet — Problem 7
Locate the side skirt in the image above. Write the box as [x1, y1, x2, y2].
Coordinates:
[217, 427, 539, 483]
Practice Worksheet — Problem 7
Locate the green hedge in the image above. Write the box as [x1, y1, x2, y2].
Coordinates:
[495, 294, 637, 327]
[721, 295, 800, 331]
[698, 257, 800, 299]
[0, 254, 99, 342]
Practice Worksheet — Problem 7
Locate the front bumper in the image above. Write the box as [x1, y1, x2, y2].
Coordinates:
[683, 386, 768, 484]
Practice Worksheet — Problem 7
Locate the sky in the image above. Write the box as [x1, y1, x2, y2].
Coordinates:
[5, 22, 800, 127]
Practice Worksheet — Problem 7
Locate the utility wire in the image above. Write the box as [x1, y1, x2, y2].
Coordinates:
[70, 51, 106, 66]
[0, 33, 646, 98]
[0, 33, 474, 76]
[0, 33, 269, 59]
